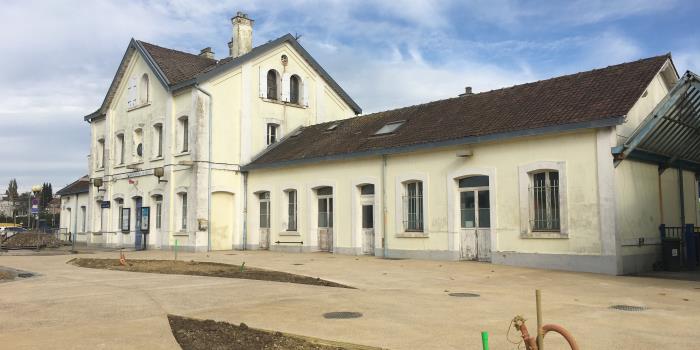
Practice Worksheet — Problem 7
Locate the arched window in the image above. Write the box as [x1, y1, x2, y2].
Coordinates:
[139, 74, 149, 104]
[290, 74, 300, 104]
[266, 70, 279, 100]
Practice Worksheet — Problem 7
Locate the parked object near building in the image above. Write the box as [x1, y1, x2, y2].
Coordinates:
[77, 11, 699, 275]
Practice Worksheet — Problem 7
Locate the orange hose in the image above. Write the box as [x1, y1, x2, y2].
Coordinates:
[542, 324, 580, 350]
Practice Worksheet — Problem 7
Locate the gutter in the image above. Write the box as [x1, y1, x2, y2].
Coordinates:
[194, 84, 213, 252]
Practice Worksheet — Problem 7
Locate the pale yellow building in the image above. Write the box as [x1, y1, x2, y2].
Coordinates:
[81, 12, 700, 275]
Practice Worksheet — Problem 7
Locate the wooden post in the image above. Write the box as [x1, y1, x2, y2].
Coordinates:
[536, 289, 543, 350]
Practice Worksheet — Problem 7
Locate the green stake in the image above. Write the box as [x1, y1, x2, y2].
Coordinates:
[481, 331, 489, 350]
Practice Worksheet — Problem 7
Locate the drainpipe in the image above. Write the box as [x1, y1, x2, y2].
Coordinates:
[382, 154, 388, 258]
[679, 168, 686, 226]
[242, 171, 248, 250]
[194, 84, 213, 252]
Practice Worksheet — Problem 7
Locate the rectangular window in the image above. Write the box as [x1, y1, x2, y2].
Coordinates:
[181, 193, 188, 230]
[155, 202, 162, 229]
[154, 124, 163, 157]
[362, 205, 374, 229]
[116, 134, 125, 164]
[81, 206, 86, 232]
[120, 207, 130, 232]
[404, 181, 423, 231]
[530, 171, 560, 231]
[287, 190, 297, 231]
[259, 192, 270, 229]
[267, 124, 278, 145]
[180, 118, 189, 153]
[97, 139, 105, 168]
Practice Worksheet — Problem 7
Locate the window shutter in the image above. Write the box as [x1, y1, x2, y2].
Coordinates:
[302, 77, 309, 107]
[259, 67, 267, 98]
[281, 73, 290, 102]
[127, 77, 137, 107]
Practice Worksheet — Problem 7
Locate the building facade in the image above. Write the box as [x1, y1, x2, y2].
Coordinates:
[81, 12, 700, 275]
[83, 13, 360, 252]
[56, 176, 90, 241]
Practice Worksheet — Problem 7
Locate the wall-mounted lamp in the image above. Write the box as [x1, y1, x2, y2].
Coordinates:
[154, 167, 168, 183]
[93, 178, 104, 191]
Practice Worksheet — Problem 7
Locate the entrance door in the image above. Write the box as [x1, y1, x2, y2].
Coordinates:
[211, 192, 235, 250]
[134, 197, 144, 251]
[458, 176, 491, 261]
[362, 204, 374, 255]
[258, 192, 270, 250]
[317, 187, 333, 252]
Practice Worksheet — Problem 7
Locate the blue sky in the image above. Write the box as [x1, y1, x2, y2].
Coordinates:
[0, 0, 698, 192]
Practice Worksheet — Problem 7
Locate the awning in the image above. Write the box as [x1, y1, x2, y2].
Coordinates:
[613, 71, 700, 172]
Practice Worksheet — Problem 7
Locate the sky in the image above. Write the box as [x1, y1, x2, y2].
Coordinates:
[0, 0, 698, 193]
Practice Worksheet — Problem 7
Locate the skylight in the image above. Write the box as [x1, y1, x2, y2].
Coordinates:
[374, 120, 405, 135]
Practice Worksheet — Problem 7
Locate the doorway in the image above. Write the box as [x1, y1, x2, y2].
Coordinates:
[359, 184, 375, 255]
[133, 197, 145, 250]
[317, 187, 333, 252]
[258, 191, 271, 250]
[211, 192, 235, 250]
[458, 176, 491, 261]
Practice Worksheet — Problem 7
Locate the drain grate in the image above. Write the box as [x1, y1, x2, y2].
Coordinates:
[448, 292, 480, 298]
[323, 311, 363, 319]
[609, 304, 646, 312]
[17, 273, 33, 278]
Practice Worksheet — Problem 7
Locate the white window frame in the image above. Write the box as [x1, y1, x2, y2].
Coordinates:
[266, 123, 279, 145]
[258, 192, 271, 229]
[153, 123, 163, 158]
[518, 161, 568, 238]
[133, 128, 143, 162]
[285, 189, 297, 231]
[180, 192, 188, 231]
[179, 117, 189, 153]
[394, 173, 429, 237]
[139, 74, 149, 105]
[116, 133, 125, 165]
[96, 138, 105, 169]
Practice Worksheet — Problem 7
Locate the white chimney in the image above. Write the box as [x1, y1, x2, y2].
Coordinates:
[228, 12, 253, 58]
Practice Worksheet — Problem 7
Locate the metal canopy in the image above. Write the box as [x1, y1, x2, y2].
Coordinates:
[613, 71, 700, 172]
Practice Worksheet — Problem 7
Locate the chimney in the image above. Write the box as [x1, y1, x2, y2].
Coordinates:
[229, 11, 253, 58]
[199, 47, 215, 59]
[459, 86, 473, 97]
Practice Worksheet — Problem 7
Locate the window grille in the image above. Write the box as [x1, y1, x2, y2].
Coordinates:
[403, 181, 423, 231]
[530, 171, 560, 231]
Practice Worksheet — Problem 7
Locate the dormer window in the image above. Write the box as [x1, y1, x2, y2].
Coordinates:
[375, 120, 405, 135]
[266, 123, 278, 145]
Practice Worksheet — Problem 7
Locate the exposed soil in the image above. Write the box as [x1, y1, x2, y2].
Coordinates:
[69, 258, 352, 288]
[1, 232, 63, 249]
[0, 270, 13, 281]
[168, 315, 382, 350]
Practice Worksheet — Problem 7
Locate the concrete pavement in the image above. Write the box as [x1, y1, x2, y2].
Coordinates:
[1, 249, 699, 349]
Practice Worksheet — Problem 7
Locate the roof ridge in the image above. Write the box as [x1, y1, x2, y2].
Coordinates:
[352, 53, 670, 120]
[136, 39, 217, 63]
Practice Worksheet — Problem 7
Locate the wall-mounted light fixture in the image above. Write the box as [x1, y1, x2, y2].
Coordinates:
[93, 178, 104, 191]
[154, 167, 168, 183]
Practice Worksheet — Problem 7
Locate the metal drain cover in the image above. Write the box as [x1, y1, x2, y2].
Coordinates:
[323, 311, 363, 319]
[17, 273, 33, 278]
[609, 304, 646, 312]
[448, 292, 480, 298]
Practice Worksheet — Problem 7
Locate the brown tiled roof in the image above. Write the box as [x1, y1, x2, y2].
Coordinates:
[138, 41, 217, 85]
[56, 176, 90, 196]
[248, 54, 671, 168]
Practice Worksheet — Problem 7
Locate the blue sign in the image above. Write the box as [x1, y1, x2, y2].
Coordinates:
[31, 207, 39, 214]
[100, 201, 111, 208]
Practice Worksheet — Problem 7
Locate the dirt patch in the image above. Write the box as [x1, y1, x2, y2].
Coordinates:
[69, 258, 352, 288]
[0, 270, 13, 281]
[168, 315, 382, 350]
[1, 232, 63, 249]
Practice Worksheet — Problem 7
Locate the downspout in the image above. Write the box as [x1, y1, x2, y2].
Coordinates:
[194, 84, 213, 252]
[679, 168, 686, 226]
[242, 171, 248, 250]
[382, 154, 388, 258]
